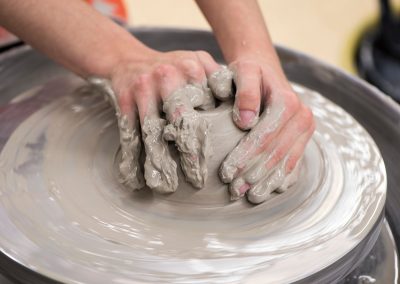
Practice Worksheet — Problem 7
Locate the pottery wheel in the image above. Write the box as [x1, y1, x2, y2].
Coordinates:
[0, 69, 386, 284]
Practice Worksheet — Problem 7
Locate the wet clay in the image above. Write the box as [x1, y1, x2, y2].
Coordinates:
[210, 68, 295, 203]
[89, 79, 181, 194]
[92, 67, 301, 203]
[0, 79, 386, 283]
[163, 83, 215, 189]
[208, 65, 234, 101]
[89, 78, 145, 190]
[209, 67, 300, 203]
[92, 79, 217, 192]
[244, 158, 300, 204]
[142, 117, 178, 193]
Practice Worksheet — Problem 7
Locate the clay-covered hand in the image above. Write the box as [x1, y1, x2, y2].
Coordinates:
[96, 50, 222, 193]
[216, 58, 316, 204]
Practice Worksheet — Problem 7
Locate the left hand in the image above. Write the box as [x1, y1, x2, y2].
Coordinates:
[217, 56, 316, 204]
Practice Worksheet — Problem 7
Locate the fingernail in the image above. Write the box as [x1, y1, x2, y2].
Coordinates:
[238, 110, 257, 129]
[239, 184, 250, 194]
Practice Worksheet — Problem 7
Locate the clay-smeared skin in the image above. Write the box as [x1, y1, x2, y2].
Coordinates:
[89, 78, 145, 189]
[90, 78, 180, 193]
[142, 118, 178, 193]
[116, 114, 144, 189]
[211, 68, 301, 204]
[208, 66, 234, 101]
[245, 158, 300, 204]
[163, 84, 213, 189]
[91, 78, 214, 192]
[91, 67, 302, 203]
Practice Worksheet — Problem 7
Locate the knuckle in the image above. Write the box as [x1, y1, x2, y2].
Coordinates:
[295, 107, 314, 132]
[232, 60, 259, 73]
[236, 92, 260, 112]
[238, 89, 259, 101]
[270, 148, 285, 166]
[284, 92, 301, 113]
[301, 106, 314, 127]
[117, 89, 131, 106]
[297, 118, 310, 133]
[133, 73, 152, 91]
[179, 59, 203, 81]
[153, 64, 177, 79]
[176, 51, 198, 62]
[195, 50, 212, 60]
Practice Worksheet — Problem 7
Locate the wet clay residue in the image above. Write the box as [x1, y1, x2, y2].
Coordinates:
[208, 65, 234, 101]
[163, 83, 215, 188]
[142, 117, 178, 193]
[89, 78, 145, 190]
[92, 68, 301, 203]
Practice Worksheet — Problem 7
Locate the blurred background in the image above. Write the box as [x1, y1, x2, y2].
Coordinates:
[2, 0, 400, 100]
[127, 0, 400, 102]
[125, 0, 399, 73]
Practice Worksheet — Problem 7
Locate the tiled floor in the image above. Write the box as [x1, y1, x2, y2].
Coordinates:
[125, 0, 400, 72]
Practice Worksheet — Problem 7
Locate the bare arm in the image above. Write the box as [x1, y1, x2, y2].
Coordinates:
[196, 0, 283, 75]
[0, 0, 153, 77]
[196, 0, 315, 203]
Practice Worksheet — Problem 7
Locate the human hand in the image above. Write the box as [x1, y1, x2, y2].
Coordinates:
[93, 49, 224, 193]
[216, 57, 315, 204]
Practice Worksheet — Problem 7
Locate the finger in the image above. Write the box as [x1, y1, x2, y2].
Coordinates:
[264, 124, 314, 195]
[178, 59, 215, 110]
[276, 160, 301, 194]
[116, 102, 145, 190]
[229, 177, 250, 201]
[134, 73, 179, 194]
[195, 51, 233, 101]
[246, 128, 312, 204]
[88, 78, 145, 190]
[195, 50, 220, 77]
[219, 92, 300, 183]
[178, 57, 213, 108]
[157, 65, 211, 189]
[284, 120, 315, 174]
[226, 108, 313, 199]
[178, 58, 207, 85]
[155, 63, 215, 116]
[247, 159, 288, 204]
[227, 151, 278, 201]
[230, 61, 262, 130]
[163, 90, 211, 189]
[209, 65, 234, 101]
[262, 106, 314, 170]
[230, 121, 314, 202]
[183, 84, 215, 111]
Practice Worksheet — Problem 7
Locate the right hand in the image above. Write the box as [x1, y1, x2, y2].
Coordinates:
[97, 49, 223, 193]
[217, 57, 315, 204]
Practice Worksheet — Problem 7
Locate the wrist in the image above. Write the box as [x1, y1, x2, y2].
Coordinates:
[229, 48, 284, 76]
[85, 37, 159, 79]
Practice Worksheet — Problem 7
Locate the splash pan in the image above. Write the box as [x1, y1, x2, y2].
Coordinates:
[0, 69, 386, 284]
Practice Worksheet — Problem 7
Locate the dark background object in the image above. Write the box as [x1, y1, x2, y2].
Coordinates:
[356, 0, 400, 102]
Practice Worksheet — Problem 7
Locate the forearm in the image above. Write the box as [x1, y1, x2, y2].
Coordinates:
[0, 0, 153, 78]
[196, 0, 283, 74]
